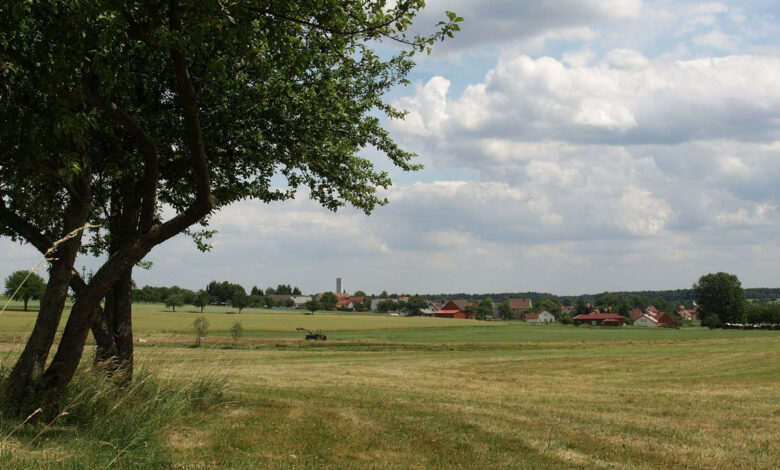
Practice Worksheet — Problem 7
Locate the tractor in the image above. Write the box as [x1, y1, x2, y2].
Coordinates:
[296, 327, 327, 341]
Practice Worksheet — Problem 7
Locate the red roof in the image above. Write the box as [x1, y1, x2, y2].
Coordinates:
[509, 298, 532, 310]
[525, 313, 539, 320]
[629, 308, 644, 321]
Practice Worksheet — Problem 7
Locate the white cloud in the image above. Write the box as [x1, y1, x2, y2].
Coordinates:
[693, 30, 741, 52]
[395, 52, 780, 144]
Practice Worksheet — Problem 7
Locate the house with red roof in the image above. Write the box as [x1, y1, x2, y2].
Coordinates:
[434, 300, 475, 319]
[628, 308, 644, 321]
[634, 311, 677, 328]
[572, 312, 625, 326]
[508, 298, 533, 316]
[634, 313, 661, 327]
[525, 310, 555, 323]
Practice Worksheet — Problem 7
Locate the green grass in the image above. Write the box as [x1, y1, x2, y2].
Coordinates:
[0, 302, 778, 468]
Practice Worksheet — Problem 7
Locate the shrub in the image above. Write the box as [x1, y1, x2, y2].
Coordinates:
[192, 316, 209, 347]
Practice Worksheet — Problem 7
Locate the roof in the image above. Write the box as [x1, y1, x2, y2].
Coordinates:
[350, 296, 365, 304]
[573, 313, 625, 320]
[525, 313, 539, 320]
[509, 298, 532, 310]
[435, 310, 462, 314]
[629, 308, 644, 321]
[446, 300, 472, 311]
[638, 313, 660, 324]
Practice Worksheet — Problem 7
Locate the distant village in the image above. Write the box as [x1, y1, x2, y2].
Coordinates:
[269, 277, 697, 328]
[129, 276, 780, 328]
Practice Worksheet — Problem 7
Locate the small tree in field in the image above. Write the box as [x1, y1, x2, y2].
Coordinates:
[304, 299, 319, 315]
[4, 270, 46, 311]
[230, 321, 243, 346]
[193, 316, 209, 347]
[193, 290, 210, 313]
[232, 293, 249, 313]
[165, 295, 185, 312]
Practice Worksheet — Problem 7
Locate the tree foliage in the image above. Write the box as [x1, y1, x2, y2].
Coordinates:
[230, 320, 243, 345]
[192, 290, 210, 313]
[303, 299, 319, 315]
[319, 292, 338, 310]
[192, 316, 209, 347]
[3, 270, 46, 311]
[165, 295, 185, 312]
[0, 0, 461, 410]
[694, 272, 746, 326]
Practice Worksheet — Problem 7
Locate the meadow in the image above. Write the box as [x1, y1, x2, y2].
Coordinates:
[0, 300, 778, 468]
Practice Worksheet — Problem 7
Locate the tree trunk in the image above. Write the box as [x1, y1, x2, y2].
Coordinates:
[6, 189, 89, 409]
[103, 267, 133, 383]
[23, 298, 28, 312]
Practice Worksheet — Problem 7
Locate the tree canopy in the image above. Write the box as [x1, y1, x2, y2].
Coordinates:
[4, 270, 46, 311]
[0, 1, 460, 411]
[694, 272, 746, 327]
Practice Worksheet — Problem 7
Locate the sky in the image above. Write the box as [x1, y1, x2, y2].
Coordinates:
[3, 1, 780, 296]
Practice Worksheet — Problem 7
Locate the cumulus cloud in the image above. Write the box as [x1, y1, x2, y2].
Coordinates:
[396, 52, 780, 144]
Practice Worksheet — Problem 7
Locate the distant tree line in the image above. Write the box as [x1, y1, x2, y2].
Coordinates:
[132, 280, 304, 311]
[413, 288, 780, 307]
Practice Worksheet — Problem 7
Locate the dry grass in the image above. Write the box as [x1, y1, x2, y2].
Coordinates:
[0, 305, 777, 468]
[131, 337, 779, 469]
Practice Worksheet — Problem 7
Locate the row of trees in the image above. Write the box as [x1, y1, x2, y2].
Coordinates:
[251, 285, 302, 296]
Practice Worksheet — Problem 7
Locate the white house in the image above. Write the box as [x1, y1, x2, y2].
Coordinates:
[525, 310, 555, 323]
[291, 295, 312, 307]
[634, 313, 661, 327]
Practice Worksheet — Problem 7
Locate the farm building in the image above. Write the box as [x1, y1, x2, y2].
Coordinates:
[572, 312, 625, 326]
[634, 313, 661, 327]
[508, 298, 533, 316]
[634, 311, 677, 328]
[434, 309, 474, 319]
[435, 300, 475, 319]
[525, 310, 555, 323]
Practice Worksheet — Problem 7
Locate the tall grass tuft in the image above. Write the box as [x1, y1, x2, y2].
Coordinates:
[0, 361, 227, 467]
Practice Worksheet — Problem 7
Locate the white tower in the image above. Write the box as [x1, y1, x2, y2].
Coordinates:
[336, 277, 342, 294]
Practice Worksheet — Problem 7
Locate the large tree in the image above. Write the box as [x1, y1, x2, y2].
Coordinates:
[3, 271, 47, 312]
[694, 272, 746, 327]
[0, 1, 460, 412]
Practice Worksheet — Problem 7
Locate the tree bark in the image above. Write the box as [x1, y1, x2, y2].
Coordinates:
[39, 4, 215, 404]
[6, 176, 90, 408]
[0, 196, 118, 368]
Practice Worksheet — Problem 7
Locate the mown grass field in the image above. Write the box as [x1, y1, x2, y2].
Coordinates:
[0, 300, 778, 468]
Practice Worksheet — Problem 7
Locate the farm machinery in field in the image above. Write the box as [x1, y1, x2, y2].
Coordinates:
[296, 327, 327, 341]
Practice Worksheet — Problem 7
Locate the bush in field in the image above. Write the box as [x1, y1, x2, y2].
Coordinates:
[192, 316, 209, 347]
[230, 321, 243, 346]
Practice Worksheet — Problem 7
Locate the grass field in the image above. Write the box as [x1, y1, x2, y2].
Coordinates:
[0, 301, 778, 468]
